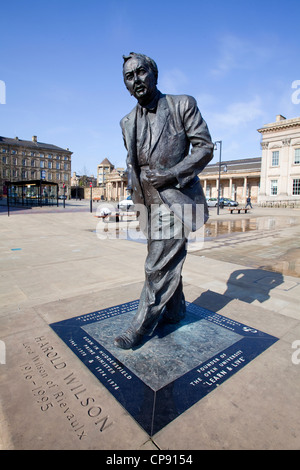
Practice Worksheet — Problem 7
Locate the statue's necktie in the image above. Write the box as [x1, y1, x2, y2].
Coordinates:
[138, 107, 151, 164]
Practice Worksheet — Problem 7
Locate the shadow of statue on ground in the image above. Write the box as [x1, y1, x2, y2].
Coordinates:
[136, 268, 284, 347]
[191, 268, 284, 314]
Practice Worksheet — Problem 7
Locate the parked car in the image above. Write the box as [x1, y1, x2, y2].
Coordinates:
[207, 197, 239, 207]
[117, 195, 134, 211]
[220, 197, 239, 206]
[207, 198, 218, 207]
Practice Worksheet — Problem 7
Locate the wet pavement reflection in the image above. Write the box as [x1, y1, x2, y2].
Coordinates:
[204, 216, 298, 240]
[94, 213, 300, 278]
[197, 216, 300, 278]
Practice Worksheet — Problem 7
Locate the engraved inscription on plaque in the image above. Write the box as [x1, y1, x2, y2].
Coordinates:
[19, 337, 113, 442]
[50, 301, 278, 436]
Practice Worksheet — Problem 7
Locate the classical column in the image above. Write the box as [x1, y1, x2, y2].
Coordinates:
[229, 177, 232, 199]
[280, 138, 291, 196]
[243, 176, 248, 203]
[259, 141, 269, 197]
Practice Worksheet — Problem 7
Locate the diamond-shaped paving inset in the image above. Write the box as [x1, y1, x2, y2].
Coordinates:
[50, 301, 278, 436]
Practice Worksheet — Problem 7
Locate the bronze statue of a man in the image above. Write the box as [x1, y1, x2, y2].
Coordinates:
[114, 52, 213, 349]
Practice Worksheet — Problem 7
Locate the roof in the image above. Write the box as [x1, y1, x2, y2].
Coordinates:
[258, 116, 300, 133]
[201, 157, 261, 175]
[0, 136, 72, 154]
[99, 158, 114, 167]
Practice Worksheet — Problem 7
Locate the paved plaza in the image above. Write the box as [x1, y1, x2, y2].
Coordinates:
[0, 200, 300, 450]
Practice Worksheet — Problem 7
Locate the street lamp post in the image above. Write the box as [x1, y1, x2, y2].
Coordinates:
[63, 183, 66, 208]
[90, 182, 92, 213]
[214, 140, 222, 215]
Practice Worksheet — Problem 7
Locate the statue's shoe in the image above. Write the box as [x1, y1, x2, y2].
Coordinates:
[161, 299, 186, 324]
[161, 314, 185, 324]
[161, 310, 186, 324]
[114, 328, 143, 350]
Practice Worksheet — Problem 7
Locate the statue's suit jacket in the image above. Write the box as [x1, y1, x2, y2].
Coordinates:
[120, 93, 214, 231]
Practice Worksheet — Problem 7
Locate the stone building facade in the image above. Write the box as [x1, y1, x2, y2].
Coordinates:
[93, 158, 128, 201]
[257, 114, 300, 206]
[97, 158, 114, 187]
[0, 135, 72, 198]
[199, 157, 261, 204]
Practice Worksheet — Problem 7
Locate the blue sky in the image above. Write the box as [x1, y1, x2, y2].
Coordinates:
[1, 0, 300, 175]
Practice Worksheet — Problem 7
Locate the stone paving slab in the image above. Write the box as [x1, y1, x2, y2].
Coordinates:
[1, 205, 300, 450]
[1, 325, 153, 450]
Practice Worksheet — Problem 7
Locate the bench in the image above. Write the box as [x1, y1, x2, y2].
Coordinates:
[228, 207, 249, 214]
[94, 211, 121, 221]
[94, 210, 136, 222]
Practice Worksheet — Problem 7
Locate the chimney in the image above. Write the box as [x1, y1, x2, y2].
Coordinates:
[276, 115, 286, 122]
[32, 135, 37, 142]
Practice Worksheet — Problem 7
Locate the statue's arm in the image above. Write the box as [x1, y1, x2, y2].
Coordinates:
[145, 96, 213, 189]
[168, 95, 214, 187]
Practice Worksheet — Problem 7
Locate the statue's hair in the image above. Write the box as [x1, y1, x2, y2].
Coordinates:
[122, 52, 158, 81]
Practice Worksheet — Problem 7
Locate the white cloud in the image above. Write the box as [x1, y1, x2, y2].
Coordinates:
[159, 68, 188, 94]
[204, 96, 266, 161]
[211, 36, 241, 76]
[211, 33, 275, 77]
[195, 93, 217, 110]
[209, 96, 264, 131]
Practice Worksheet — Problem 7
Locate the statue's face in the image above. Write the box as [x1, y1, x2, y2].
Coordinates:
[123, 57, 157, 104]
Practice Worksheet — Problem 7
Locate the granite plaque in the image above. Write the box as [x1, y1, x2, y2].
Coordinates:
[50, 301, 278, 436]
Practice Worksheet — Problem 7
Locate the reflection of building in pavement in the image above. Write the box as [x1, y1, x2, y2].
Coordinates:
[258, 114, 300, 207]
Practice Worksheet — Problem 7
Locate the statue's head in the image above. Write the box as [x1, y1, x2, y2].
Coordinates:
[122, 52, 158, 105]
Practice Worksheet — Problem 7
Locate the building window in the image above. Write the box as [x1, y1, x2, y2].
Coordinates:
[292, 179, 300, 195]
[22, 158, 27, 166]
[48, 161, 52, 169]
[64, 173, 68, 181]
[31, 159, 35, 167]
[295, 149, 300, 165]
[40, 161, 45, 168]
[2, 156, 7, 164]
[13, 158, 17, 165]
[270, 180, 278, 195]
[56, 162, 60, 170]
[272, 151, 279, 166]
